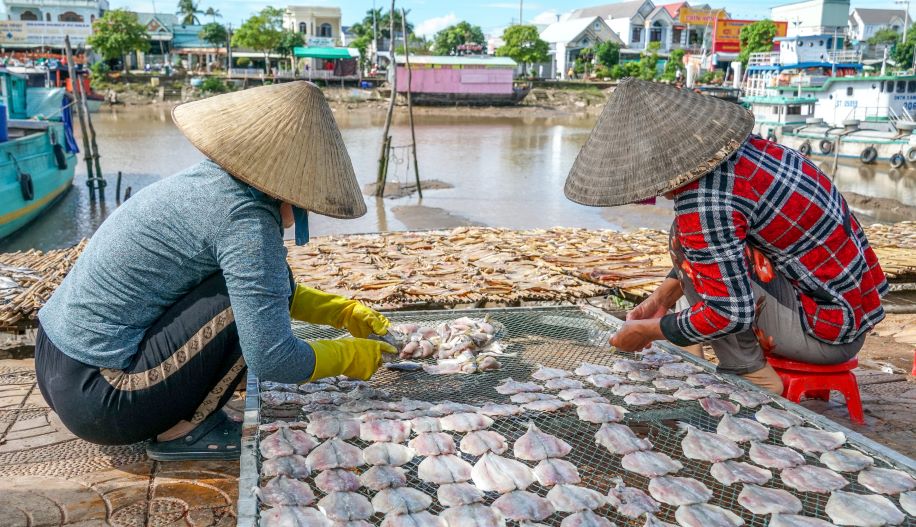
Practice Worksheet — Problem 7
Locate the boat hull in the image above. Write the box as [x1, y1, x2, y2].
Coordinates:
[779, 128, 912, 167]
[398, 89, 529, 106]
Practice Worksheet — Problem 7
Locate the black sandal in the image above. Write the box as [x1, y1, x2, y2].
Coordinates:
[146, 410, 241, 461]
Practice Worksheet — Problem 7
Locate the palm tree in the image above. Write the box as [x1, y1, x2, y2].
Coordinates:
[177, 0, 201, 25]
[204, 7, 221, 23]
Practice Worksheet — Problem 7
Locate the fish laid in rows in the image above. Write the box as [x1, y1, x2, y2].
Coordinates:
[317, 491, 374, 522]
[857, 467, 916, 495]
[306, 438, 363, 471]
[644, 514, 678, 527]
[558, 388, 602, 401]
[492, 490, 555, 522]
[496, 378, 544, 395]
[899, 491, 916, 515]
[523, 399, 571, 412]
[699, 397, 739, 417]
[673, 387, 719, 401]
[418, 454, 473, 484]
[258, 506, 329, 527]
[561, 510, 615, 527]
[575, 362, 614, 376]
[359, 419, 411, 443]
[437, 482, 485, 507]
[409, 416, 441, 433]
[659, 362, 703, 377]
[675, 503, 745, 527]
[587, 373, 626, 388]
[577, 403, 627, 424]
[606, 479, 660, 518]
[748, 441, 806, 469]
[710, 461, 772, 486]
[782, 426, 845, 453]
[595, 423, 652, 455]
[819, 449, 874, 473]
[534, 458, 582, 486]
[314, 468, 360, 493]
[441, 412, 493, 433]
[707, 383, 736, 395]
[737, 484, 803, 514]
[460, 430, 508, 456]
[511, 392, 557, 404]
[260, 428, 319, 459]
[362, 442, 416, 466]
[547, 377, 585, 390]
[621, 451, 683, 477]
[546, 484, 607, 512]
[371, 486, 432, 515]
[825, 491, 905, 527]
[360, 465, 407, 490]
[409, 432, 457, 456]
[440, 503, 505, 527]
[686, 373, 721, 387]
[423, 353, 501, 375]
[782, 465, 848, 493]
[514, 422, 572, 460]
[637, 348, 681, 365]
[729, 390, 770, 408]
[533, 365, 573, 380]
[430, 401, 479, 415]
[625, 392, 677, 406]
[571, 396, 611, 407]
[479, 402, 523, 417]
[256, 475, 316, 507]
[380, 510, 446, 527]
[680, 424, 743, 462]
[612, 384, 655, 396]
[613, 359, 650, 373]
[769, 515, 838, 527]
[262, 454, 311, 478]
[472, 452, 536, 493]
[306, 415, 360, 440]
[755, 406, 804, 429]
[647, 476, 712, 506]
[629, 370, 658, 382]
[260, 420, 309, 433]
[716, 414, 770, 443]
[654, 378, 689, 391]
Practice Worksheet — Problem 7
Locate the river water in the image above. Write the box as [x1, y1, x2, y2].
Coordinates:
[2, 106, 913, 252]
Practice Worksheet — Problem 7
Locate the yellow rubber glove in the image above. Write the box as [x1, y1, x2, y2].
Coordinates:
[290, 285, 390, 338]
[308, 338, 396, 381]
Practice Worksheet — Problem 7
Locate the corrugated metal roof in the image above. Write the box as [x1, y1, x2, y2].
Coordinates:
[393, 55, 517, 67]
[570, 1, 647, 20]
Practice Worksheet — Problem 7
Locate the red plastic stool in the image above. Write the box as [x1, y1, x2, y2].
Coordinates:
[765, 355, 864, 424]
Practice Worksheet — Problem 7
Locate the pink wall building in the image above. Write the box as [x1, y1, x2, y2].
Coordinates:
[392, 56, 524, 105]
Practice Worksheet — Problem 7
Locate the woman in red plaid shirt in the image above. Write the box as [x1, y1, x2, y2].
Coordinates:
[565, 79, 887, 393]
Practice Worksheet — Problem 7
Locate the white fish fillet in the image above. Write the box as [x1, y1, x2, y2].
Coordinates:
[492, 490, 555, 522]
[496, 378, 544, 395]
[317, 491, 374, 522]
[430, 402, 480, 415]
[362, 442, 416, 466]
[511, 392, 557, 403]
[595, 423, 653, 455]
[625, 393, 678, 406]
[534, 458, 581, 486]
[898, 491, 916, 516]
[256, 475, 316, 507]
[782, 426, 845, 453]
[371, 486, 432, 515]
[261, 420, 309, 432]
[260, 428, 319, 458]
[533, 365, 573, 380]
[769, 515, 838, 527]
[686, 374, 721, 387]
[306, 438, 363, 471]
[572, 397, 611, 407]
[819, 449, 874, 473]
[409, 432, 457, 456]
[575, 362, 614, 376]
[523, 398, 571, 412]
[729, 390, 770, 408]
[409, 416, 441, 433]
[654, 378, 690, 391]
[440, 503, 506, 527]
[857, 468, 916, 495]
[314, 468, 360, 493]
[710, 461, 772, 486]
[647, 476, 712, 506]
[707, 383, 736, 395]
[699, 397, 740, 417]
[782, 465, 848, 493]
[359, 419, 411, 443]
[558, 388, 602, 401]
[673, 387, 718, 401]
[737, 484, 803, 514]
[716, 414, 770, 443]
[675, 503, 745, 527]
[418, 454, 473, 484]
[380, 510, 446, 527]
[607, 481, 660, 518]
[258, 506, 330, 527]
[612, 359, 649, 373]
[514, 421, 572, 460]
[680, 424, 743, 462]
[306, 416, 360, 440]
[547, 377, 584, 390]
[561, 510, 614, 527]
[825, 491, 905, 527]
[577, 403, 627, 423]
[621, 451, 683, 477]
[755, 406, 804, 429]
[546, 484, 607, 512]
[659, 362, 703, 377]
[460, 430, 508, 456]
[479, 403, 523, 417]
[748, 441, 805, 469]
[644, 514, 679, 527]
[471, 452, 536, 492]
[262, 454, 311, 478]
[441, 412, 493, 433]
[612, 384, 655, 396]
[360, 465, 407, 490]
[587, 374, 626, 388]
[437, 482, 484, 507]
[629, 370, 659, 382]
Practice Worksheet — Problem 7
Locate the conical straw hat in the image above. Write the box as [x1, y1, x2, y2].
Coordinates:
[565, 78, 754, 207]
[172, 81, 366, 219]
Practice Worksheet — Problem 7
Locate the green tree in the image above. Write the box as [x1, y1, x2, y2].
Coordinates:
[203, 7, 221, 23]
[595, 40, 621, 67]
[639, 41, 661, 80]
[232, 7, 284, 74]
[348, 9, 413, 40]
[87, 9, 149, 73]
[662, 48, 686, 81]
[177, 0, 202, 25]
[276, 30, 305, 72]
[894, 24, 916, 68]
[199, 22, 228, 69]
[496, 25, 548, 75]
[868, 27, 900, 47]
[432, 21, 485, 55]
[738, 19, 778, 66]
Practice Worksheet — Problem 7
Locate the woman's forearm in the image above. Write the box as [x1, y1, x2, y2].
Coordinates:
[656, 277, 683, 309]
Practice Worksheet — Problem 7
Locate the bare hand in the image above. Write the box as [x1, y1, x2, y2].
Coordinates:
[626, 295, 669, 322]
[610, 320, 662, 352]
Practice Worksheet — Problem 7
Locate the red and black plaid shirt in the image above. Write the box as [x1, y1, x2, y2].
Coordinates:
[660, 135, 887, 346]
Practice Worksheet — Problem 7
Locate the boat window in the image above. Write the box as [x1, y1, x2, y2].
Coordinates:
[773, 107, 780, 115]
[787, 105, 801, 115]
[909, 81, 916, 92]
[846, 87, 853, 96]
[898, 81, 907, 93]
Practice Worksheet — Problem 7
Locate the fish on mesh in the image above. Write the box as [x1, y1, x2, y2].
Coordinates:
[314, 468, 360, 493]
[612, 384, 655, 396]
[857, 467, 916, 495]
[748, 441, 805, 469]
[260, 419, 309, 433]
[546, 484, 607, 512]
[306, 438, 363, 471]
[371, 486, 432, 515]
[673, 387, 719, 401]
[659, 362, 703, 377]
[629, 370, 659, 382]
[561, 510, 615, 527]
[430, 401, 480, 415]
[362, 442, 416, 466]
[575, 362, 614, 376]
[710, 461, 772, 486]
[819, 448, 874, 473]
[558, 388, 603, 401]
[707, 383, 736, 395]
[624, 392, 678, 406]
[437, 482, 485, 507]
[511, 392, 558, 404]
[262, 454, 311, 478]
[782, 426, 845, 453]
[255, 475, 316, 507]
[825, 491, 905, 527]
[571, 396, 612, 407]
[534, 458, 582, 486]
[729, 390, 770, 408]
[675, 503, 745, 527]
[418, 454, 473, 484]
[317, 491, 374, 522]
[654, 378, 690, 391]
[533, 365, 573, 380]
[647, 476, 712, 506]
[637, 348, 682, 365]
[514, 421, 572, 460]
[680, 423, 743, 462]
[621, 450, 683, 477]
[409, 416, 441, 433]
[523, 398, 571, 412]
[496, 378, 544, 395]
[607, 479, 660, 518]
[595, 423, 653, 455]
[257, 506, 330, 527]
[380, 510, 446, 527]
[259, 427, 319, 458]
[768, 515, 838, 527]
[899, 491, 916, 516]
[492, 490, 555, 522]
[643, 514, 678, 527]
[547, 377, 585, 390]
[479, 402, 523, 417]
[755, 406, 804, 429]
[360, 465, 407, 490]
[613, 359, 650, 373]
[306, 415, 360, 440]
[460, 430, 509, 456]
[440, 503, 505, 527]
[471, 452, 536, 492]
[409, 432, 457, 456]
[359, 419, 412, 443]
[686, 373, 721, 386]
[586, 373, 627, 388]
[441, 412, 494, 433]
[577, 403, 627, 423]
[781, 465, 848, 493]
[737, 484, 803, 514]
[716, 413, 770, 443]
[699, 397, 740, 417]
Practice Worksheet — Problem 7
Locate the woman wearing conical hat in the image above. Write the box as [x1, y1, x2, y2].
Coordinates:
[566, 78, 887, 393]
[34, 82, 394, 460]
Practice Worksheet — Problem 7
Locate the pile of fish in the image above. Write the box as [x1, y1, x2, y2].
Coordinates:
[381, 317, 506, 375]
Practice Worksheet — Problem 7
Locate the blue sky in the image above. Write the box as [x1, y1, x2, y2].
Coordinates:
[104, 0, 905, 37]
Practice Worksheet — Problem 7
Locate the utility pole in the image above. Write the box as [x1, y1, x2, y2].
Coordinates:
[519, 0, 523, 25]
[897, 0, 910, 46]
[373, 0, 379, 68]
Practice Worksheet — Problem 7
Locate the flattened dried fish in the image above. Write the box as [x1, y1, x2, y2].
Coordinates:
[755, 406, 804, 429]
[624, 392, 677, 406]
[587, 373, 626, 388]
[768, 515, 838, 527]
[673, 387, 718, 401]
[380, 511, 446, 527]
[653, 378, 690, 391]
[479, 402, 523, 417]
[492, 490, 555, 522]
[362, 442, 416, 466]
[314, 468, 360, 493]
[260, 420, 309, 432]
[575, 362, 613, 376]
[716, 414, 769, 443]
[546, 484, 607, 512]
[647, 476, 712, 505]
[612, 384, 655, 396]
[511, 392, 557, 404]
[441, 412, 493, 433]
[710, 461, 772, 486]
[260, 428, 319, 458]
[306, 438, 363, 471]
[460, 430, 508, 456]
[577, 403, 627, 423]
[659, 362, 703, 377]
[409, 432, 457, 456]
[360, 465, 407, 490]
[782, 465, 848, 493]
[418, 454, 473, 484]
[534, 458, 582, 486]
[440, 503, 505, 527]
[629, 370, 658, 382]
[258, 506, 330, 527]
[533, 365, 573, 380]
[737, 484, 802, 514]
[680, 424, 742, 462]
[558, 388, 603, 401]
[561, 510, 614, 527]
[857, 468, 916, 495]
[372, 486, 432, 515]
[262, 455, 311, 478]
[256, 475, 316, 507]
[306, 415, 360, 440]
[437, 483, 484, 507]
[748, 442, 805, 469]
[686, 374, 721, 387]
[613, 359, 649, 373]
[430, 402, 480, 415]
[471, 452, 536, 493]
[621, 451, 683, 477]
[496, 378, 544, 395]
[729, 390, 770, 408]
[607, 480, 660, 518]
[359, 419, 411, 443]
[825, 491, 905, 527]
[514, 421, 572, 460]
[595, 423, 653, 455]
[409, 416, 441, 433]
[644, 514, 678, 527]
[523, 398, 571, 412]
[675, 504, 744, 527]
[899, 491, 916, 516]
[819, 449, 874, 473]
[699, 397, 739, 417]
[547, 377, 585, 390]
[317, 491, 374, 522]
[782, 426, 845, 453]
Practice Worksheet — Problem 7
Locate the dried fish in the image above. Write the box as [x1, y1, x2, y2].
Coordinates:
[514, 421, 573, 460]
[409, 416, 441, 433]
[755, 406, 803, 429]
[492, 490, 555, 522]
[372, 486, 432, 515]
[680, 424, 743, 462]
[607, 479, 660, 518]
[819, 449, 874, 473]
[437, 482, 485, 507]
[575, 362, 614, 376]
[418, 454, 473, 484]
[314, 468, 360, 493]
[523, 399, 571, 412]
[748, 442, 805, 469]
[716, 414, 770, 443]
[306, 415, 360, 440]
[577, 403, 627, 423]
[612, 384, 655, 396]
[460, 430, 509, 456]
[706, 383, 736, 395]
[572, 396, 611, 406]
[768, 515, 838, 527]
[562, 510, 615, 527]
[558, 388, 603, 401]
[686, 374, 721, 387]
[380, 511, 446, 527]
[496, 378, 544, 395]
[899, 491, 916, 516]
[430, 402, 480, 414]
[546, 484, 607, 512]
[260, 420, 309, 432]
[409, 432, 457, 456]
[675, 503, 745, 527]
[440, 412, 493, 433]
[781, 465, 847, 493]
[673, 387, 719, 401]
[479, 402, 523, 417]
[362, 442, 416, 466]
[256, 475, 316, 507]
[648, 476, 712, 506]
[360, 465, 407, 490]
[359, 419, 412, 443]
[782, 426, 845, 453]
[825, 491, 905, 527]
[258, 506, 330, 527]
[511, 392, 557, 404]
[857, 468, 916, 495]
[698, 397, 739, 417]
[317, 491, 374, 522]
[532, 365, 573, 380]
[710, 461, 772, 486]
[621, 451, 683, 477]
[629, 370, 659, 382]
[595, 423, 653, 455]
[625, 392, 678, 406]
[738, 484, 803, 514]
[306, 438, 363, 471]
[659, 362, 703, 377]
[260, 428, 319, 459]
[586, 373, 627, 388]
[534, 458, 582, 487]
[262, 455, 311, 478]
[440, 503, 505, 527]
[546, 377, 585, 390]
[729, 390, 770, 408]
[643, 514, 678, 527]
[471, 452, 536, 493]
[613, 359, 650, 373]
[653, 378, 690, 391]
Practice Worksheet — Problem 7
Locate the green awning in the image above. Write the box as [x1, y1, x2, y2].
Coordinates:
[293, 47, 356, 59]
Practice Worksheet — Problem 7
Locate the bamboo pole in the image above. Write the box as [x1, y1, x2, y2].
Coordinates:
[63, 36, 95, 200]
[76, 71, 104, 199]
[375, 0, 397, 198]
[400, 8, 421, 198]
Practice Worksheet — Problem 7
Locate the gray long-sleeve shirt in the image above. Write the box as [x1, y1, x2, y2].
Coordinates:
[38, 160, 316, 383]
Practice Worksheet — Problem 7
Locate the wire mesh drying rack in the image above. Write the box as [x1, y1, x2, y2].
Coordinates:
[238, 305, 916, 527]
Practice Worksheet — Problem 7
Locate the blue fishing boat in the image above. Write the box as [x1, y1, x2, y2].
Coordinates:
[0, 71, 78, 239]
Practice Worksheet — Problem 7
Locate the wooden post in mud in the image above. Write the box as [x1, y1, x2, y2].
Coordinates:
[77, 73, 104, 197]
[64, 36, 96, 199]
[400, 8, 421, 198]
[375, 0, 397, 198]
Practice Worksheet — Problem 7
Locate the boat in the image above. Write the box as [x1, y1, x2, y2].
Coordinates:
[392, 56, 530, 106]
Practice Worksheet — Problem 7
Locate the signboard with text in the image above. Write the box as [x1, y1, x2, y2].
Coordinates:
[712, 19, 787, 53]
[678, 8, 727, 25]
[0, 21, 92, 47]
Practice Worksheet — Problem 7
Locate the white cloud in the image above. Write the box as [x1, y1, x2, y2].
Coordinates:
[530, 10, 562, 24]
[415, 13, 458, 38]
[484, 2, 542, 8]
